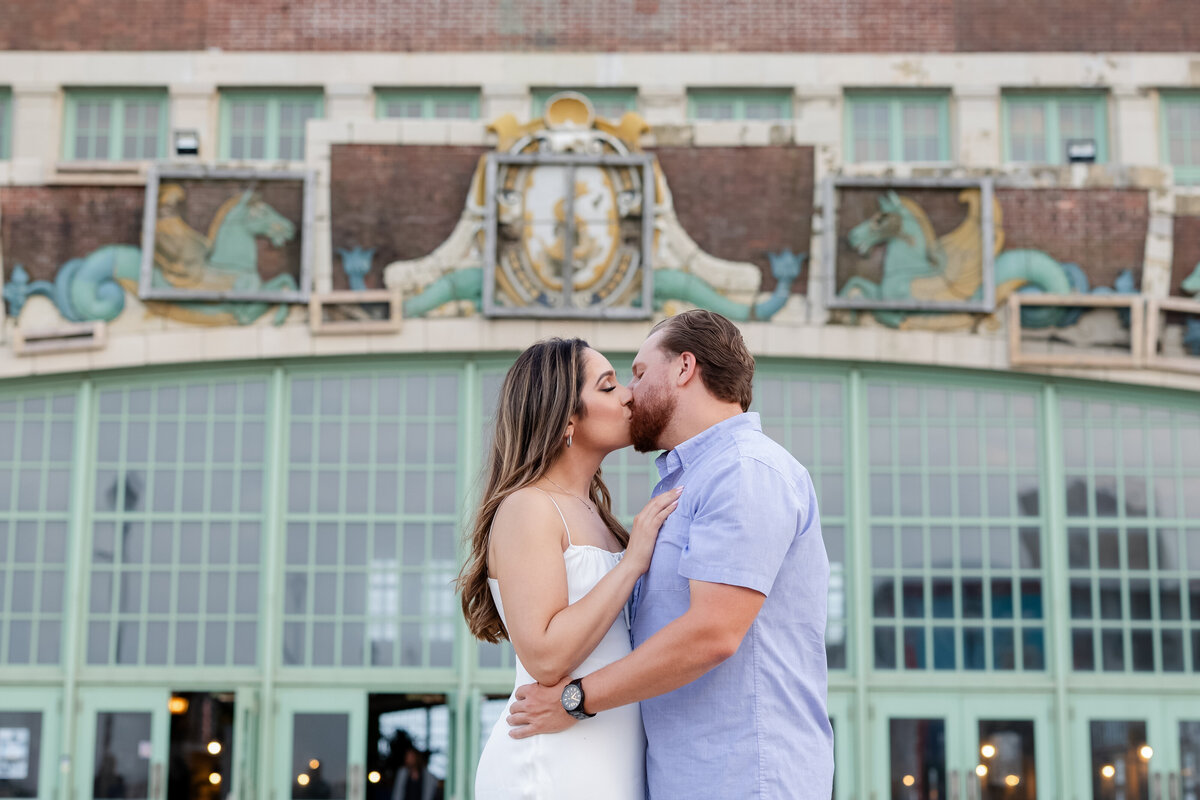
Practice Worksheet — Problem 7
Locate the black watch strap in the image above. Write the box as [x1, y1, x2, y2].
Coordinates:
[561, 677, 595, 720]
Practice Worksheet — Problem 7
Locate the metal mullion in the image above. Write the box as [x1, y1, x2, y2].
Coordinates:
[333, 381, 352, 669]
[562, 164, 577, 308]
[1007, 395, 1025, 671]
[423, 381, 437, 668]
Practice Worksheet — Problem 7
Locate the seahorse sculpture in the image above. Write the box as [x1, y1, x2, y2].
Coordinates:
[399, 250, 805, 321]
[3, 186, 299, 327]
[839, 190, 1137, 329]
[1182, 261, 1200, 356]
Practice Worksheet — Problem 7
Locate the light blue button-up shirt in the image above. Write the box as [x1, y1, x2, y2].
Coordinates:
[630, 412, 834, 799]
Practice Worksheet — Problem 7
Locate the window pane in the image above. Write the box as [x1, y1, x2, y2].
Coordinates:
[902, 102, 941, 161]
[1009, 101, 1047, 162]
[852, 101, 890, 161]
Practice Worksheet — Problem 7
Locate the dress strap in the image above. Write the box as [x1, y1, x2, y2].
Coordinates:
[530, 486, 574, 547]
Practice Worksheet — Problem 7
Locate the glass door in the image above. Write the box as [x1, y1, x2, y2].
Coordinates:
[75, 688, 170, 800]
[1155, 697, 1200, 800]
[961, 695, 1054, 800]
[872, 693, 958, 800]
[1071, 694, 1157, 800]
[274, 690, 365, 800]
[875, 693, 1054, 800]
[0, 687, 60, 800]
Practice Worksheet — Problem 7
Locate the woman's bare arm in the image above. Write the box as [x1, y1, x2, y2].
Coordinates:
[489, 487, 677, 685]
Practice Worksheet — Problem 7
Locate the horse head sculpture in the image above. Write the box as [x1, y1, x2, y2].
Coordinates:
[847, 191, 921, 258]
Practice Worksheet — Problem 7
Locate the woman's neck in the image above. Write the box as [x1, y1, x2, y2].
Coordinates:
[543, 451, 603, 495]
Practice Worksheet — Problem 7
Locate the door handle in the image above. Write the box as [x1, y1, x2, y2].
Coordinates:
[949, 769, 960, 800]
[967, 768, 979, 800]
[1169, 772, 1180, 800]
[1152, 772, 1162, 800]
[349, 764, 363, 800]
[150, 762, 163, 800]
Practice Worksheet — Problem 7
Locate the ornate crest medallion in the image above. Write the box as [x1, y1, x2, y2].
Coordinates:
[483, 93, 655, 318]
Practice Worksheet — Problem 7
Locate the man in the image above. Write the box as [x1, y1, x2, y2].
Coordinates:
[506, 309, 834, 798]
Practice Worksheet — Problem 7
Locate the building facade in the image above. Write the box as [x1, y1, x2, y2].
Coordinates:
[1, 3, 1200, 799]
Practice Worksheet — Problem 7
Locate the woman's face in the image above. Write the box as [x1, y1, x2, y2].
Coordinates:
[571, 348, 633, 453]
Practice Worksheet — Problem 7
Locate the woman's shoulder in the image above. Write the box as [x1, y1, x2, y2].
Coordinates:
[491, 485, 562, 536]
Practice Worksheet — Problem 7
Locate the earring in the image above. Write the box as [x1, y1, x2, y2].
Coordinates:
[567, 435, 573, 448]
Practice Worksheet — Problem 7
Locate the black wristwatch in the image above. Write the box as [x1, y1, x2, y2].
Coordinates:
[561, 678, 595, 720]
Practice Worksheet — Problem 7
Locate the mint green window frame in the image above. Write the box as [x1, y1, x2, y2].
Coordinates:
[86, 378, 269, 668]
[0, 388, 76, 667]
[0, 88, 11, 160]
[61, 89, 168, 161]
[219, 89, 324, 161]
[688, 88, 793, 121]
[1059, 393, 1200, 673]
[844, 91, 951, 163]
[281, 368, 463, 671]
[863, 377, 1048, 673]
[531, 88, 638, 121]
[1002, 91, 1109, 164]
[376, 88, 480, 120]
[1161, 91, 1200, 185]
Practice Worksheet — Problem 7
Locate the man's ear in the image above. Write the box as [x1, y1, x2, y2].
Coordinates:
[675, 352, 699, 387]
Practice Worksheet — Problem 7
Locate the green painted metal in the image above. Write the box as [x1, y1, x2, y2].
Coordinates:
[1159, 90, 1200, 186]
[61, 89, 168, 162]
[1042, 383, 1073, 800]
[273, 688, 365, 800]
[74, 686, 170, 800]
[376, 88, 480, 120]
[687, 88, 792, 121]
[1002, 90, 1110, 164]
[844, 90, 951, 163]
[60, 379, 93, 800]
[218, 90, 324, 161]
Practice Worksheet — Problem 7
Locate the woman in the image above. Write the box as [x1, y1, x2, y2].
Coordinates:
[459, 338, 680, 799]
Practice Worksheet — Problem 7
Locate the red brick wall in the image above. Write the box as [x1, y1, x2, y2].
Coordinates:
[4, 0, 1198, 52]
[329, 144, 813, 294]
[1172, 216, 1200, 298]
[330, 144, 487, 291]
[0, 186, 144, 285]
[995, 189, 1148, 290]
[656, 146, 814, 293]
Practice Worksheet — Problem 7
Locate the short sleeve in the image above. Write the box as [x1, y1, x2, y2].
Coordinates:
[677, 457, 808, 595]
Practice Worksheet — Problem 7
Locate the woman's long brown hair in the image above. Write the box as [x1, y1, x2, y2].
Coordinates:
[457, 338, 628, 643]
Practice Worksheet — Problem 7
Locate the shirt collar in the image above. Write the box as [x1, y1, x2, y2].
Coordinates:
[654, 412, 761, 478]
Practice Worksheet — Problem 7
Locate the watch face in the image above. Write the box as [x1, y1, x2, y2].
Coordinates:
[563, 684, 582, 710]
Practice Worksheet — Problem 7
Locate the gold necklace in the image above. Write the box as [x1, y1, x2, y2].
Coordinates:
[544, 476, 598, 516]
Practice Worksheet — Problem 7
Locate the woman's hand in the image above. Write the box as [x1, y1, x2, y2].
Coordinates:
[623, 486, 683, 572]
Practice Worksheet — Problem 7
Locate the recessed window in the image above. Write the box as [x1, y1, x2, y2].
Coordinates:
[531, 88, 637, 121]
[377, 88, 480, 120]
[1161, 91, 1200, 185]
[0, 88, 11, 160]
[62, 89, 168, 161]
[1003, 91, 1109, 164]
[688, 89, 792, 122]
[219, 89, 324, 161]
[844, 91, 951, 163]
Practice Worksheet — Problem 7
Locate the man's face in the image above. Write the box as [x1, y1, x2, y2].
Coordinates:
[627, 331, 678, 453]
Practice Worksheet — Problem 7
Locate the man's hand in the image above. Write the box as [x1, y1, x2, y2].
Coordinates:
[506, 677, 577, 739]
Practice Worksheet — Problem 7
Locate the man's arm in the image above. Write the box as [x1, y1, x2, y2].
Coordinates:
[506, 579, 764, 737]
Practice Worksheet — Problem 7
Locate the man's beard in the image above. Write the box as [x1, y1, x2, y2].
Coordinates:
[629, 385, 676, 453]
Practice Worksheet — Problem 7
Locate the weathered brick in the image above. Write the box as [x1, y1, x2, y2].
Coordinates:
[3, 0, 1196, 52]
